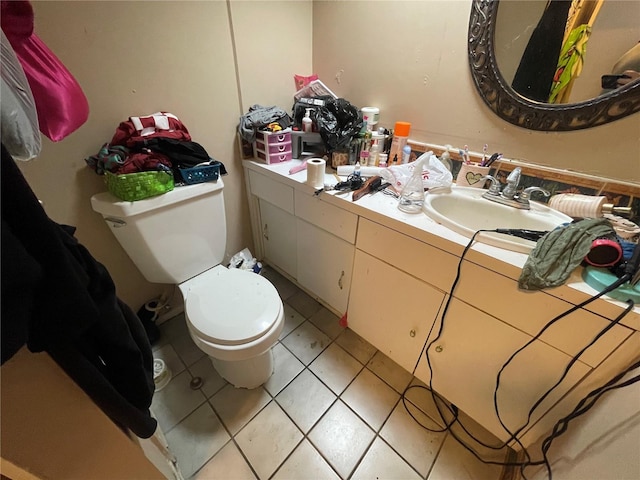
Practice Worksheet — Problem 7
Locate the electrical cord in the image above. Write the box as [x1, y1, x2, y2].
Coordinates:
[401, 228, 639, 479]
[494, 296, 634, 454]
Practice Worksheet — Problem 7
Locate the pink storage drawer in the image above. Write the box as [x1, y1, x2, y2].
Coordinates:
[255, 130, 291, 145]
[255, 139, 291, 154]
[255, 148, 292, 164]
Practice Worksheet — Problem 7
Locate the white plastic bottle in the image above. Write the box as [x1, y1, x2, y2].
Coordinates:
[302, 108, 313, 133]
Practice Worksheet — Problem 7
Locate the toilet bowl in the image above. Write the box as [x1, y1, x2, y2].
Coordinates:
[179, 265, 284, 388]
[90, 180, 284, 389]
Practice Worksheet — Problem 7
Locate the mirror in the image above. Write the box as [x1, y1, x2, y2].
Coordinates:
[468, 0, 640, 131]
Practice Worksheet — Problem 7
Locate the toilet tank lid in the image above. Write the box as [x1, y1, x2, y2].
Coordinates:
[90, 179, 224, 218]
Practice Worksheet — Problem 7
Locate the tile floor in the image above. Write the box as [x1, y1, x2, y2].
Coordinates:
[151, 268, 510, 480]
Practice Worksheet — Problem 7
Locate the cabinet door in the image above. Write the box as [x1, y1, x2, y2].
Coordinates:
[414, 298, 591, 446]
[259, 199, 297, 278]
[348, 250, 445, 373]
[296, 219, 354, 313]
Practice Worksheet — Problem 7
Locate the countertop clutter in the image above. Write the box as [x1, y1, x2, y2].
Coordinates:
[243, 157, 639, 330]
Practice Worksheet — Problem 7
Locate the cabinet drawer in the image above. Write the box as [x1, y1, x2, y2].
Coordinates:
[356, 218, 458, 292]
[454, 262, 632, 368]
[255, 148, 293, 165]
[255, 130, 291, 145]
[255, 139, 291, 154]
[295, 190, 358, 244]
[248, 170, 294, 214]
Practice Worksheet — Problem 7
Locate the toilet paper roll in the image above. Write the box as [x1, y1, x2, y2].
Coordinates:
[306, 158, 326, 189]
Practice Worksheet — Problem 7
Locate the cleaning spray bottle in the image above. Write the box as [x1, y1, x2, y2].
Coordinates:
[398, 154, 427, 213]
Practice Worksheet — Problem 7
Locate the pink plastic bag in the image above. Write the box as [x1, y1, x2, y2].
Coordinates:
[2, 1, 89, 142]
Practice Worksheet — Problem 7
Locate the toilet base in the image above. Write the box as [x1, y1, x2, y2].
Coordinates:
[210, 348, 274, 389]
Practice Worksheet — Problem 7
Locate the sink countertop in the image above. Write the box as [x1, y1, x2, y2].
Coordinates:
[243, 159, 640, 330]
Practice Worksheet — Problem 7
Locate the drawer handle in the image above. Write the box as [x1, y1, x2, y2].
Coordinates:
[278, 154, 287, 161]
[435, 345, 443, 353]
[409, 329, 416, 338]
[263, 223, 269, 241]
[338, 270, 345, 290]
[278, 145, 286, 152]
[277, 134, 286, 142]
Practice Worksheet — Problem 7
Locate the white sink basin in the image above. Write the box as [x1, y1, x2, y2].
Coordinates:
[423, 186, 573, 253]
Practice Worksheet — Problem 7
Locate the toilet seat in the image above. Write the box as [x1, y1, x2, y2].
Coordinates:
[182, 266, 281, 346]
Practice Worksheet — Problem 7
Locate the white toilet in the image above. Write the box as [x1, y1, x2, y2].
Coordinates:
[91, 180, 284, 388]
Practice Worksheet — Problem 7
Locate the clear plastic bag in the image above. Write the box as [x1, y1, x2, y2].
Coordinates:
[380, 151, 453, 192]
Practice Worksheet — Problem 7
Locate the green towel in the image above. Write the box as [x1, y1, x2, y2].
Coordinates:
[518, 218, 616, 291]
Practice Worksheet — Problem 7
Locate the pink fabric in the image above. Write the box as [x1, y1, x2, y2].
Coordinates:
[2, 1, 89, 142]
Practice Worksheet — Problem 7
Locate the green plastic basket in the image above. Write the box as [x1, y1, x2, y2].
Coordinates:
[105, 170, 174, 201]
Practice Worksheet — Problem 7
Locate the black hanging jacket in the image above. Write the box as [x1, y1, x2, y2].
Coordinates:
[1, 144, 157, 438]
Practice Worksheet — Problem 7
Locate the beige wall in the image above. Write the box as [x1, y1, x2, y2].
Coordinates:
[20, 1, 311, 309]
[312, 1, 640, 182]
[19, 0, 638, 309]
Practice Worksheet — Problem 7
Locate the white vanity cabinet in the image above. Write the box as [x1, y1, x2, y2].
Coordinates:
[243, 160, 638, 451]
[245, 166, 357, 314]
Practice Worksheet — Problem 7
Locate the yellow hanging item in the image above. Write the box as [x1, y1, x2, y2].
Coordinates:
[548, 24, 592, 104]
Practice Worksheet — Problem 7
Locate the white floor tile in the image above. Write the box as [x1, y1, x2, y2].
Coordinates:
[235, 402, 303, 480]
[351, 437, 422, 480]
[403, 380, 451, 429]
[165, 403, 230, 478]
[172, 331, 206, 367]
[367, 351, 414, 394]
[308, 400, 375, 479]
[308, 307, 345, 339]
[335, 329, 377, 365]
[272, 439, 340, 480]
[309, 343, 363, 395]
[281, 322, 331, 365]
[263, 267, 298, 301]
[159, 313, 189, 342]
[380, 402, 447, 477]
[264, 343, 304, 396]
[286, 289, 322, 318]
[153, 343, 186, 377]
[342, 369, 400, 431]
[275, 369, 336, 433]
[279, 303, 306, 340]
[427, 433, 505, 480]
[187, 356, 227, 398]
[193, 441, 256, 480]
[151, 370, 207, 433]
[209, 384, 270, 435]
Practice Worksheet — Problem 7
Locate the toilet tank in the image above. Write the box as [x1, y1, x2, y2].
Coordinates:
[91, 180, 227, 284]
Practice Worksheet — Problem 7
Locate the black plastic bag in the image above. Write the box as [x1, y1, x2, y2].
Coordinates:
[315, 98, 364, 151]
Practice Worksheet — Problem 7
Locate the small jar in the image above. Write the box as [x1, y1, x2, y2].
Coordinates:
[378, 153, 388, 168]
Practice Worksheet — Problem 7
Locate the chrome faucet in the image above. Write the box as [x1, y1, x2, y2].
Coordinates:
[516, 186, 551, 208]
[481, 167, 549, 210]
[501, 168, 521, 200]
